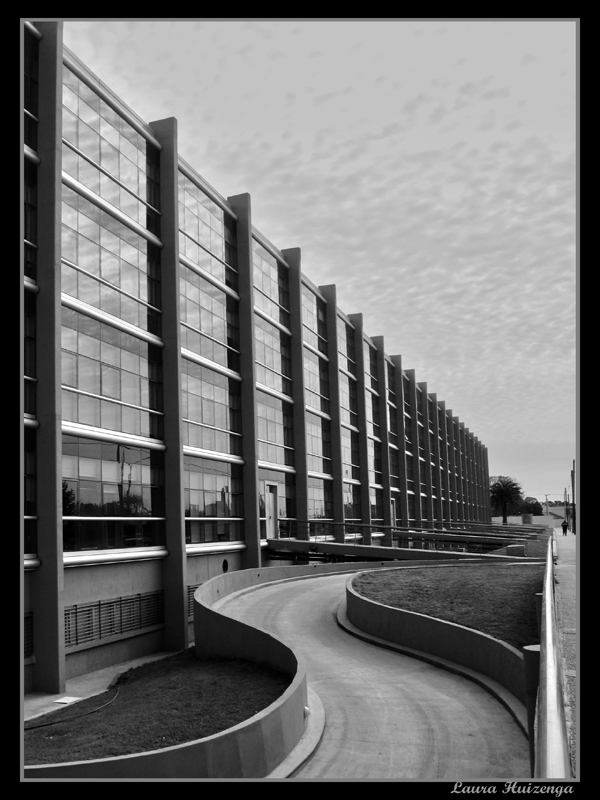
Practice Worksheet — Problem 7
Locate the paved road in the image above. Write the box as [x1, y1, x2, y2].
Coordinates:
[216, 572, 530, 781]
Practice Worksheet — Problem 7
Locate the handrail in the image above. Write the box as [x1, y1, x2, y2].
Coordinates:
[273, 519, 541, 547]
[534, 537, 572, 778]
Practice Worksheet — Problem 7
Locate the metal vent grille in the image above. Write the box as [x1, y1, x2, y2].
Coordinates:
[187, 584, 201, 618]
[64, 591, 164, 647]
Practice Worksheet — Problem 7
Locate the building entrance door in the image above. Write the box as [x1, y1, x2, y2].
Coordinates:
[266, 484, 279, 539]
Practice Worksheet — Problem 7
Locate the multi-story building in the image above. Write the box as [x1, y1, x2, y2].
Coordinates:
[22, 21, 491, 694]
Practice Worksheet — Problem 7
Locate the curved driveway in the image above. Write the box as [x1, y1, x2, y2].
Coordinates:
[216, 572, 530, 781]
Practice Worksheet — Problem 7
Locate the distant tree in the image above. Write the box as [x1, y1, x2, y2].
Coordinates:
[521, 497, 543, 516]
[490, 476, 524, 524]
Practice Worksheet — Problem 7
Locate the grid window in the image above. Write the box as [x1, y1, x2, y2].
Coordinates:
[178, 172, 237, 290]
[181, 359, 241, 456]
[306, 413, 332, 475]
[62, 65, 159, 231]
[301, 286, 328, 354]
[341, 426, 360, 481]
[343, 482, 361, 520]
[256, 390, 294, 467]
[365, 390, 381, 439]
[308, 477, 333, 519]
[364, 342, 379, 392]
[367, 438, 383, 485]
[370, 487, 384, 521]
[61, 435, 165, 552]
[390, 447, 401, 489]
[252, 240, 290, 327]
[303, 348, 330, 414]
[61, 306, 163, 439]
[337, 318, 356, 375]
[339, 372, 358, 428]
[61, 186, 161, 334]
[254, 315, 292, 396]
[386, 362, 397, 405]
[24, 292, 36, 416]
[179, 264, 240, 372]
[24, 27, 39, 150]
[256, 393, 294, 466]
[184, 455, 243, 530]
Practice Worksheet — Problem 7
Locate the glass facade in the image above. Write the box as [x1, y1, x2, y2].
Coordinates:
[301, 286, 327, 354]
[61, 185, 161, 335]
[61, 435, 165, 551]
[304, 348, 330, 414]
[306, 412, 332, 475]
[254, 315, 292, 396]
[179, 264, 240, 372]
[61, 306, 163, 439]
[256, 390, 294, 466]
[184, 455, 243, 544]
[307, 477, 333, 519]
[181, 359, 241, 456]
[62, 65, 160, 232]
[178, 172, 237, 290]
[252, 240, 290, 327]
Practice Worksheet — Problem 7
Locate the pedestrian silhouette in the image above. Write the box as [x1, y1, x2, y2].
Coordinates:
[562, 519, 568, 536]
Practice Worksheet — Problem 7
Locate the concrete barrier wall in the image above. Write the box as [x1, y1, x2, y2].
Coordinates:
[346, 569, 526, 704]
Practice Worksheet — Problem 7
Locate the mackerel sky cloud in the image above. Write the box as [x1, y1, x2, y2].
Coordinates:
[62, 18, 577, 502]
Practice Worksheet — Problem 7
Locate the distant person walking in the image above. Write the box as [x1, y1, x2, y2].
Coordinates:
[562, 519, 568, 536]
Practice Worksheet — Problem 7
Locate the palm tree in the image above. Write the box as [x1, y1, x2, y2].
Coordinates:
[490, 476, 523, 524]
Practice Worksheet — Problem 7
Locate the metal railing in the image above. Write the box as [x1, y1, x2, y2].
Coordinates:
[269, 519, 541, 554]
[534, 538, 572, 778]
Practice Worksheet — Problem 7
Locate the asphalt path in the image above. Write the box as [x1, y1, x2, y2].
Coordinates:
[216, 572, 531, 781]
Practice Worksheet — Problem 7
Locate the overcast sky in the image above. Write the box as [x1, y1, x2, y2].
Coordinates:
[60, 18, 578, 504]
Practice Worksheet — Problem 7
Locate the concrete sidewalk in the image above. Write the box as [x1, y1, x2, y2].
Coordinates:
[23, 651, 179, 722]
[552, 529, 577, 778]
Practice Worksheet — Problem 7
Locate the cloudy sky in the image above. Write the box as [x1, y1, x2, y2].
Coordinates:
[61, 18, 578, 504]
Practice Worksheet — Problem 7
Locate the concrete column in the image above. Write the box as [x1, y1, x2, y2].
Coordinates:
[483, 445, 491, 521]
[282, 248, 309, 540]
[319, 285, 345, 543]
[428, 394, 443, 529]
[371, 337, 392, 546]
[347, 314, 372, 545]
[459, 422, 469, 523]
[463, 427, 473, 522]
[227, 194, 261, 568]
[418, 382, 434, 529]
[148, 117, 188, 651]
[405, 369, 421, 527]
[31, 20, 65, 693]
[438, 400, 451, 526]
[391, 355, 410, 529]
[446, 409, 457, 525]
[453, 417, 464, 523]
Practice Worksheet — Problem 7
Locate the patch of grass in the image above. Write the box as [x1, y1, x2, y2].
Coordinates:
[353, 562, 545, 649]
[24, 650, 291, 765]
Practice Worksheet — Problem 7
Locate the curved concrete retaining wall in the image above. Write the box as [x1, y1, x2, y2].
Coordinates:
[25, 560, 396, 779]
[346, 567, 526, 704]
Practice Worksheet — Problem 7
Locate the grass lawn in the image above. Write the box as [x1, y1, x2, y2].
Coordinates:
[24, 650, 291, 765]
[353, 561, 545, 649]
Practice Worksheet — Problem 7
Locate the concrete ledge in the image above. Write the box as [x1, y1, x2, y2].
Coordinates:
[345, 566, 529, 724]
